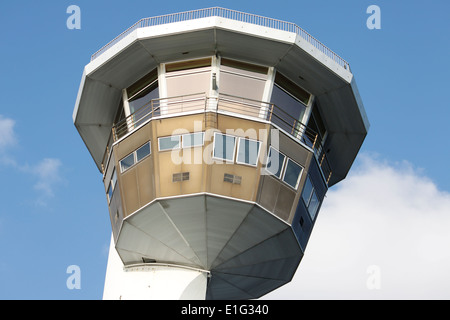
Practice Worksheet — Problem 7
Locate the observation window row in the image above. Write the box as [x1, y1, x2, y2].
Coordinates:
[158, 132, 205, 151]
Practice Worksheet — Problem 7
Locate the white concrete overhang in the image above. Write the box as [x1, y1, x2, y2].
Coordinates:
[73, 13, 369, 184]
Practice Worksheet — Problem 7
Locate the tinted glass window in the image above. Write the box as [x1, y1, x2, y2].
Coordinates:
[136, 143, 151, 161]
[213, 133, 236, 162]
[283, 159, 302, 189]
[182, 132, 205, 148]
[159, 136, 181, 151]
[266, 147, 285, 178]
[237, 138, 261, 166]
[120, 153, 135, 172]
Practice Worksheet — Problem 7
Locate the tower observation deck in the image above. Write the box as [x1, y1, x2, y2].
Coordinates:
[73, 7, 369, 300]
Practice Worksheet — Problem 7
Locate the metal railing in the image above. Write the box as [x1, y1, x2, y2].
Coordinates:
[216, 94, 318, 150]
[90, 7, 350, 70]
[113, 93, 206, 141]
[109, 93, 332, 184]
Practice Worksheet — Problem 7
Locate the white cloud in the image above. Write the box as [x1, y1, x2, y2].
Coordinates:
[0, 115, 18, 166]
[22, 158, 64, 206]
[31, 158, 63, 197]
[0, 115, 17, 150]
[263, 153, 450, 300]
[0, 114, 64, 206]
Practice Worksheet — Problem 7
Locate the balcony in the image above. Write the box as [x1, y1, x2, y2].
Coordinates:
[104, 93, 332, 184]
[90, 7, 350, 71]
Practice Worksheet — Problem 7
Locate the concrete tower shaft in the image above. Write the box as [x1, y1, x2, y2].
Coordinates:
[73, 8, 369, 300]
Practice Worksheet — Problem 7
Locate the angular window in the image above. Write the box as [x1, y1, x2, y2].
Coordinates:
[270, 73, 311, 135]
[182, 132, 205, 148]
[136, 142, 151, 161]
[265, 147, 286, 179]
[302, 175, 320, 220]
[236, 138, 261, 166]
[158, 136, 181, 151]
[282, 159, 303, 190]
[108, 184, 113, 202]
[120, 153, 135, 173]
[213, 133, 236, 162]
[107, 184, 113, 203]
[301, 176, 314, 205]
[308, 190, 320, 220]
[107, 169, 117, 203]
[127, 69, 159, 114]
[119, 141, 151, 173]
[273, 72, 310, 105]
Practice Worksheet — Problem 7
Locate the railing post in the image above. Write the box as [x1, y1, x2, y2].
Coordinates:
[291, 120, 296, 135]
[327, 171, 332, 184]
[268, 104, 274, 122]
[312, 133, 318, 150]
[320, 152, 325, 166]
[112, 126, 117, 142]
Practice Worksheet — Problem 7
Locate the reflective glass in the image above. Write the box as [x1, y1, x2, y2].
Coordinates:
[271, 85, 307, 131]
[120, 153, 135, 172]
[237, 138, 260, 166]
[302, 176, 314, 205]
[283, 159, 302, 189]
[213, 133, 236, 162]
[111, 169, 117, 189]
[265, 147, 285, 178]
[159, 136, 181, 151]
[136, 143, 151, 161]
[129, 83, 159, 114]
[182, 132, 204, 148]
[107, 184, 113, 203]
[308, 190, 320, 220]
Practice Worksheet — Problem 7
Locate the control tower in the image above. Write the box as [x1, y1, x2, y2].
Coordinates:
[73, 7, 369, 300]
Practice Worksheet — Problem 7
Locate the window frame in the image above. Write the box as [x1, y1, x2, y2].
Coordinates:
[136, 142, 151, 162]
[281, 158, 303, 190]
[119, 152, 136, 173]
[107, 168, 118, 203]
[158, 135, 181, 152]
[212, 132, 237, 163]
[119, 141, 152, 173]
[126, 69, 159, 115]
[301, 175, 320, 220]
[301, 175, 314, 206]
[307, 189, 320, 220]
[182, 132, 205, 149]
[236, 137, 262, 167]
[265, 146, 286, 179]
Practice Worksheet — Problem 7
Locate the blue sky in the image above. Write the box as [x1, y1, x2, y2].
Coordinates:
[0, 0, 449, 299]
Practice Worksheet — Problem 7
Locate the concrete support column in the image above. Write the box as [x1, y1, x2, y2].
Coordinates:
[103, 235, 208, 300]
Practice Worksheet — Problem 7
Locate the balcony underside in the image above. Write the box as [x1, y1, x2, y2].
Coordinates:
[115, 194, 303, 300]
